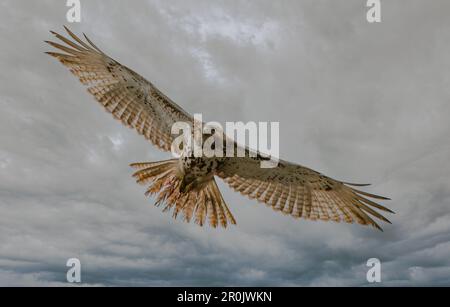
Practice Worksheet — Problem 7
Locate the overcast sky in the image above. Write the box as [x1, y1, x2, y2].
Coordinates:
[1, 0, 450, 286]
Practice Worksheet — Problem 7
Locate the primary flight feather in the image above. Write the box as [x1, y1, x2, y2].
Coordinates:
[46, 27, 394, 231]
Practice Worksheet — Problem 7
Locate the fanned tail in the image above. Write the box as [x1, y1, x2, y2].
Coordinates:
[131, 160, 236, 228]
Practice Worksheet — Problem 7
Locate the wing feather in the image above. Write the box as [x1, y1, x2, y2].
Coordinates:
[217, 157, 393, 231]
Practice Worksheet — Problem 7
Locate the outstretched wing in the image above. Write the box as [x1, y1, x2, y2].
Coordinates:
[216, 157, 394, 230]
[45, 26, 193, 151]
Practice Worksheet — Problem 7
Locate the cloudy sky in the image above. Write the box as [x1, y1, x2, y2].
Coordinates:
[1, 0, 450, 286]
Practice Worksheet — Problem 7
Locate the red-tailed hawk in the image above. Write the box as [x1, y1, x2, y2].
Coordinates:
[46, 27, 394, 231]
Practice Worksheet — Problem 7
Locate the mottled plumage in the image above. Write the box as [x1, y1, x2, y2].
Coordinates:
[46, 27, 394, 231]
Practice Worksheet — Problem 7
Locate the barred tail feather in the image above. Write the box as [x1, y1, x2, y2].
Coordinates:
[131, 160, 236, 228]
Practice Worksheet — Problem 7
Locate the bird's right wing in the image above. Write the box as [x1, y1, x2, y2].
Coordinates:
[46, 26, 193, 152]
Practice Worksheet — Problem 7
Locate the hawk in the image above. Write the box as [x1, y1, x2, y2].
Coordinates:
[46, 27, 394, 231]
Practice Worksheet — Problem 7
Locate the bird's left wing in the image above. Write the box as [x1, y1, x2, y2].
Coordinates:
[216, 156, 394, 230]
[46, 27, 193, 151]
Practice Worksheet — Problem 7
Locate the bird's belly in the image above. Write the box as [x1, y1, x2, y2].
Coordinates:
[181, 156, 220, 177]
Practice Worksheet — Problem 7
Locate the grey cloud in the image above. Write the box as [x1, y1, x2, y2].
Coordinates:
[0, 0, 450, 286]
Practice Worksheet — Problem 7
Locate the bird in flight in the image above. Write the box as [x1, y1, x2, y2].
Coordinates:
[46, 27, 394, 231]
